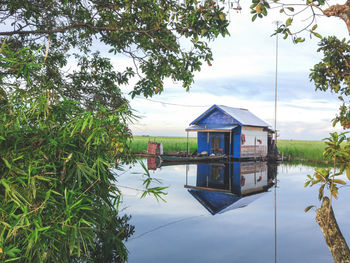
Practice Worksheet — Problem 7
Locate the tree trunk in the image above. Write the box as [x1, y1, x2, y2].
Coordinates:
[323, 2, 350, 34]
[316, 197, 350, 263]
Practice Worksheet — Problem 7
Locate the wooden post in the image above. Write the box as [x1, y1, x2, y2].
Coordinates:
[186, 131, 189, 156]
[186, 164, 189, 186]
[254, 137, 257, 161]
[229, 165, 232, 192]
[254, 162, 257, 185]
[316, 197, 350, 263]
[229, 130, 232, 160]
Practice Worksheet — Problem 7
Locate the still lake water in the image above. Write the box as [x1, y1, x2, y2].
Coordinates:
[116, 161, 350, 263]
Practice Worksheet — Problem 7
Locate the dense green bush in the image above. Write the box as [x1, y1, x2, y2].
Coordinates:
[0, 44, 135, 262]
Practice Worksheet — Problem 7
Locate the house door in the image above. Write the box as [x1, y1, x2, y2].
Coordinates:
[211, 137, 221, 153]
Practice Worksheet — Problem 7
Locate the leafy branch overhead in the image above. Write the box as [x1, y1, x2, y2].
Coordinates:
[309, 37, 350, 129]
[0, 0, 229, 101]
[250, 0, 350, 42]
[248, 1, 350, 129]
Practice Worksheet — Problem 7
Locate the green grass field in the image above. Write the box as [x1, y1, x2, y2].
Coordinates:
[130, 136, 197, 153]
[130, 136, 327, 162]
[277, 140, 326, 162]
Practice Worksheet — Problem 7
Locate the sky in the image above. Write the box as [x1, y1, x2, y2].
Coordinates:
[113, 1, 349, 140]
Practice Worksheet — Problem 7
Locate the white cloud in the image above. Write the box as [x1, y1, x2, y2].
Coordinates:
[114, 1, 350, 140]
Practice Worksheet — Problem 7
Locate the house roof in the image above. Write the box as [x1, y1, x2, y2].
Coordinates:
[185, 124, 238, 132]
[189, 104, 270, 128]
[188, 189, 266, 215]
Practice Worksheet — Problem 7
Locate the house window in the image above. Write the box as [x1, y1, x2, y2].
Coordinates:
[211, 137, 220, 152]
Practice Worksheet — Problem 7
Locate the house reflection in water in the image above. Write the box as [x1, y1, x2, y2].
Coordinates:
[185, 162, 277, 215]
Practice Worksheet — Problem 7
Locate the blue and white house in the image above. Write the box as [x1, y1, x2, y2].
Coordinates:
[185, 162, 275, 215]
[186, 105, 273, 159]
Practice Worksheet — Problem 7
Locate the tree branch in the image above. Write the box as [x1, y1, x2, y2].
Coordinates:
[0, 22, 162, 36]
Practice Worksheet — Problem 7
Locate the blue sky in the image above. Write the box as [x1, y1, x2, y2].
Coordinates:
[113, 1, 349, 140]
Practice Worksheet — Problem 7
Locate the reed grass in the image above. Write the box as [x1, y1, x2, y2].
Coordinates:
[130, 136, 197, 153]
[130, 136, 327, 162]
[277, 140, 326, 162]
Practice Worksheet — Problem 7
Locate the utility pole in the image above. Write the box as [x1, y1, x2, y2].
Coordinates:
[273, 21, 280, 144]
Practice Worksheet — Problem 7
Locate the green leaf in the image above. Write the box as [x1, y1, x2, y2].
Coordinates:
[286, 18, 293, 27]
[318, 184, 325, 200]
[252, 14, 257, 22]
[256, 3, 263, 14]
[346, 167, 350, 181]
[314, 172, 325, 182]
[312, 31, 322, 39]
[4, 257, 22, 262]
[333, 179, 346, 185]
[304, 205, 315, 212]
[81, 116, 89, 133]
[295, 37, 305, 43]
[2, 158, 11, 169]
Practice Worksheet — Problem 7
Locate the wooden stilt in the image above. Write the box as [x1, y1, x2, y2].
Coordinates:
[186, 131, 189, 156]
[229, 130, 232, 160]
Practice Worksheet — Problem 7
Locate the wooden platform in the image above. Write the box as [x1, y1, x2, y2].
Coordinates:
[160, 155, 226, 163]
[135, 153, 279, 164]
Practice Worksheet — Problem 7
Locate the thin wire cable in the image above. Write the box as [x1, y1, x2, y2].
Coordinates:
[134, 96, 211, 108]
[128, 214, 206, 241]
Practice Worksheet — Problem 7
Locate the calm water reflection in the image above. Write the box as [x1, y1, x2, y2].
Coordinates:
[117, 161, 350, 263]
[184, 162, 276, 215]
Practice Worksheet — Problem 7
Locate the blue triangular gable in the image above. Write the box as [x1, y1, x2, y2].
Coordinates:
[189, 105, 270, 128]
[188, 189, 241, 215]
[190, 105, 242, 126]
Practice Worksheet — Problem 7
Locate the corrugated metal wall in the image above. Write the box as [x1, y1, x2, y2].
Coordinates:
[240, 127, 268, 158]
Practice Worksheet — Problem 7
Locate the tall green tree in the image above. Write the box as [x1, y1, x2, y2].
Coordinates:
[248, 0, 350, 127]
[0, 44, 136, 262]
[247, 1, 350, 261]
[0, 0, 229, 101]
[0, 1, 229, 262]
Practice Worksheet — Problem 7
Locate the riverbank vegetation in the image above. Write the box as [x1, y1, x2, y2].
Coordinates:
[131, 136, 197, 153]
[0, 1, 230, 261]
[131, 136, 326, 162]
[277, 140, 326, 163]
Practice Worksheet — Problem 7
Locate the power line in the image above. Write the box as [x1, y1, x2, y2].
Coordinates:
[134, 96, 211, 108]
[128, 214, 206, 241]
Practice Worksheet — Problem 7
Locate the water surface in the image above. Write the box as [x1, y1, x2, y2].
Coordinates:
[117, 161, 350, 263]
